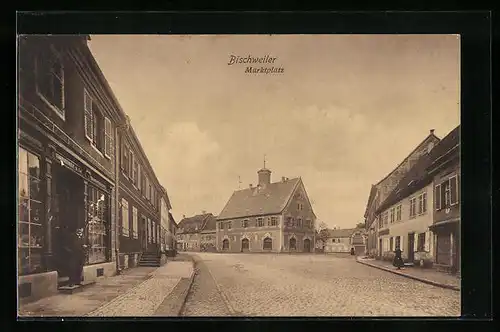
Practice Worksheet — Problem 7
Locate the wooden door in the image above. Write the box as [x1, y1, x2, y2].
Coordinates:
[407, 233, 415, 262]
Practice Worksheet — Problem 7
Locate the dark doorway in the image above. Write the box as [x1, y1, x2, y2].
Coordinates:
[141, 216, 148, 251]
[289, 237, 297, 250]
[241, 238, 249, 251]
[303, 238, 311, 252]
[407, 233, 415, 263]
[222, 239, 229, 250]
[263, 237, 273, 250]
[53, 166, 84, 278]
[379, 238, 383, 258]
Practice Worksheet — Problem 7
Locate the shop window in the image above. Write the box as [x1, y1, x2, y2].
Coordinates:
[86, 186, 109, 264]
[18, 148, 44, 275]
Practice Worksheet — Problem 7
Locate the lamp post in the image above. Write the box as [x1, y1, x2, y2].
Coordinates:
[114, 115, 130, 275]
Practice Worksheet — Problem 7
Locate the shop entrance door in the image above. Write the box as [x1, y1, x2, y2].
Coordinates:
[53, 166, 84, 278]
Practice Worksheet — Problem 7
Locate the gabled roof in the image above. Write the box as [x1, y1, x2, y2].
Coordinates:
[376, 125, 460, 214]
[201, 215, 218, 232]
[363, 185, 378, 218]
[327, 228, 360, 238]
[427, 125, 460, 174]
[177, 213, 215, 234]
[217, 178, 301, 220]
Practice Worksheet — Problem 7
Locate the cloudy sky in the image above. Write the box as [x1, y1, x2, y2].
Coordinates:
[88, 34, 460, 229]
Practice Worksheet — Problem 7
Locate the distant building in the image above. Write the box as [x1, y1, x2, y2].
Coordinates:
[176, 213, 217, 252]
[316, 228, 366, 255]
[216, 167, 316, 253]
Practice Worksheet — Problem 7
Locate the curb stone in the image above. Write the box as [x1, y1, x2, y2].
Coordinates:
[176, 259, 197, 316]
[356, 259, 460, 292]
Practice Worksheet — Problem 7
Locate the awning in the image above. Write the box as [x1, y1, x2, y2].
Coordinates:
[429, 218, 460, 230]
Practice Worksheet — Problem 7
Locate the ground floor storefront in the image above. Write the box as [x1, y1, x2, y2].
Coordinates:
[18, 120, 117, 303]
[430, 219, 460, 274]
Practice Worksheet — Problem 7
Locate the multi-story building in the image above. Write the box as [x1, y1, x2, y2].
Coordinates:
[200, 216, 217, 252]
[375, 126, 459, 268]
[17, 35, 127, 302]
[364, 130, 440, 256]
[428, 126, 460, 274]
[117, 123, 166, 270]
[176, 213, 217, 251]
[159, 186, 175, 252]
[216, 167, 316, 253]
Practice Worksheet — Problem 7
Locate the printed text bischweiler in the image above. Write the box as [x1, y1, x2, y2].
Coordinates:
[227, 55, 285, 74]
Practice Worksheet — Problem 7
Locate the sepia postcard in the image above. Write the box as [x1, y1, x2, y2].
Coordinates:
[17, 33, 461, 318]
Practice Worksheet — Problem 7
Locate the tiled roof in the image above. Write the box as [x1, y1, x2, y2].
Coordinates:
[201, 215, 217, 232]
[217, 178, 301, 220]
[427, 126, 460, 171]
[327, 228, 361, 238]
[363, 185, 378, 218]
[376, 125, 460, 214]
[177, 213, 215, 234]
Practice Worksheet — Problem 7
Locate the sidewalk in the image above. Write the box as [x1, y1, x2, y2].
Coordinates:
[356, 257, 460, 291]
[18, 256, 194, 317]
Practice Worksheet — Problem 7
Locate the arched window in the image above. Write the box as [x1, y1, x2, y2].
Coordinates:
[222, 239, 229, 250]
[241, 238, 249, 250]
[289, 237, 297, 250]
[263, 237, 273, 250]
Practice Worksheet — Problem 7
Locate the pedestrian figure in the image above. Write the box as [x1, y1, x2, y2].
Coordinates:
[393, 246, 404, 269]
[65, 227, 86, 286]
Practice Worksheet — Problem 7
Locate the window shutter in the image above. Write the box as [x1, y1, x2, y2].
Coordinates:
[435, 184, 441, 210]
[120, 139, 125, 170]
[137, 164, 141, 190]
[104, 117, 112, 158]
[450, 176, 458, 205]
[84, 89, 93, 140]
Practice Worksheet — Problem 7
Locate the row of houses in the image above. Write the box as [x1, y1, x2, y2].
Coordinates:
[364, 126, 460, 274]
[18, 35, 177, 303]
[176, 167, 317, 253]
[315, 228, 366, 255]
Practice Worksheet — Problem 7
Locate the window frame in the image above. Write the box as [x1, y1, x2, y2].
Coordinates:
[409, 197, 417, 218]
[34, 45, 65, 120]
[121, 198, 130, 237]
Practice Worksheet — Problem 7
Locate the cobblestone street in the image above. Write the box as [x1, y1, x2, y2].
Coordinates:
[181, 253, 461, 317]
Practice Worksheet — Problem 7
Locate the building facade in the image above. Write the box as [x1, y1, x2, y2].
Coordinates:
[316, 228, 366, 255]
[428, 126, 460, 274]
[216, 168, 316, 253]
[364, 130, 440, 257]
[117, 123, 165, 270]
[18, 35, 126, 302]
[159, 187, 175, 253]
[176, 213, 217, 252]
[374, 126, 459, 268]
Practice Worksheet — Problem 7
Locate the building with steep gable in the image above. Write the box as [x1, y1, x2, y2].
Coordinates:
[216, 167, 316, 253]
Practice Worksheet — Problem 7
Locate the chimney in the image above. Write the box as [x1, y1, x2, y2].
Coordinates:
[282, 176, 287, 182]
[182, 214, 186, 219]
[258, 168, 272, 186]
[430, 129, 435, 135]
[202, 210, 206, 215]
[249, 184, 253, 189]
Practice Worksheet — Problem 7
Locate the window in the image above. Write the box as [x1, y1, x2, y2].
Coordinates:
[257, 218, 264, 227]
[389, 237, 394, 251]
[270, 217, 278, 226]
[297, 218, 303, 227]
[141, 171, 146, 196]
[383, 211, 388, 226]
[409, 197, 417, 218]
[148, 218, 152, 243]
[306, 219, 312, 228]
[242, 220, 248, 228]
[137, 164, 141, 192]
[132, 154, 138, 185]
[417, 233, 426, 252]
[86, 186, 109, 264]
[122, 142, 130, 176]
[263, 237, 273, 250]
[84, 89, 93, 141]
[395, 236, 401, 249]
[378, 217, 383, 229]
[18, 148, 44, 275]
[222, 239, 229, 250]
[437, 176, 459, 210]
[286, 217, 292, 227]
[132, 207, 138, 239]
[418, 192, 427, 215]
[36, 46, 65, 118]
[227, 222, 232, 230]
[297, 203, 304, 211]
[104, 117, 113, 158]
[91, 105, 104, 151]
[149, 183, 152, 201]
[396, 205, 402, 221]
[390, 208, 395, 223]
[435, 184, 442, 210]
[121, 199, 129, 237]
